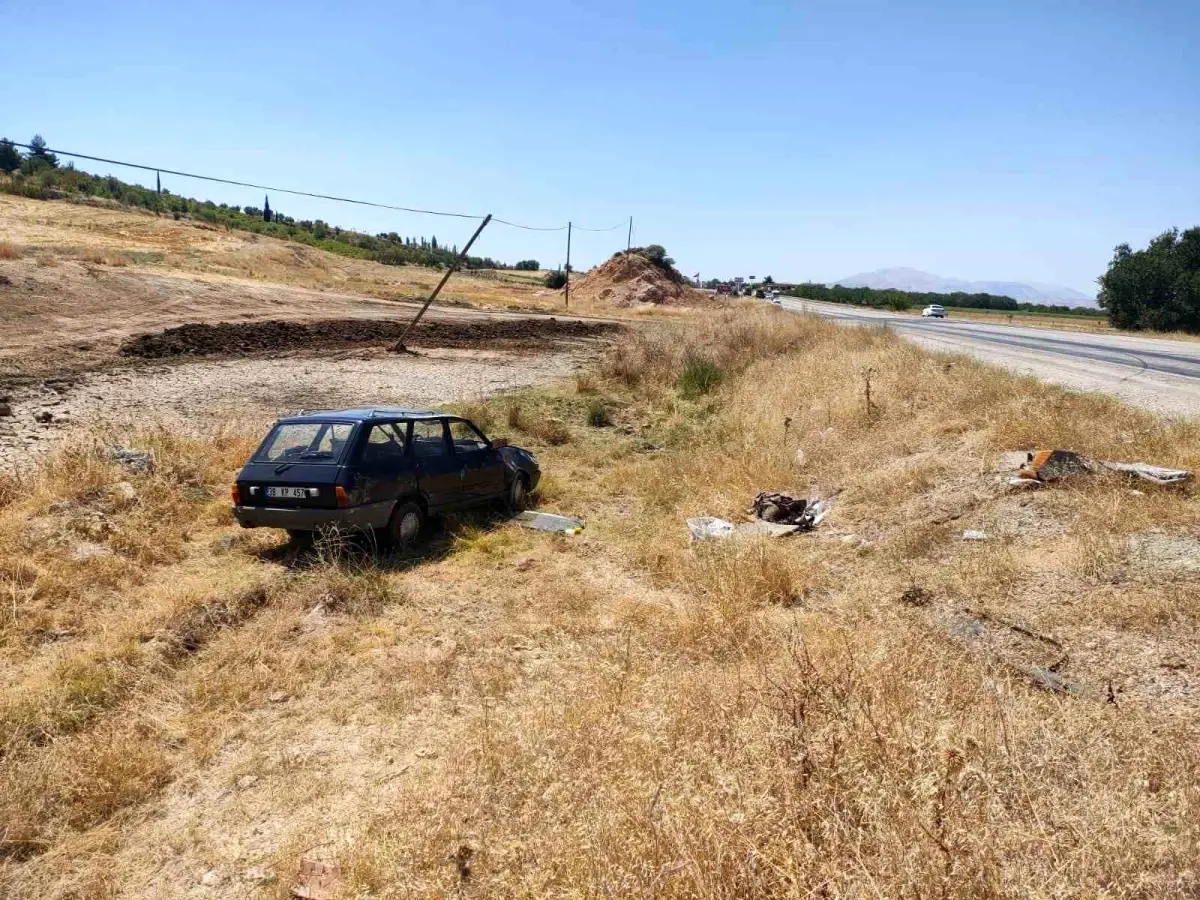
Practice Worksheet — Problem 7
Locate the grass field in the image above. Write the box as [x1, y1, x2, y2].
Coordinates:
[2, 306, 1198, 897]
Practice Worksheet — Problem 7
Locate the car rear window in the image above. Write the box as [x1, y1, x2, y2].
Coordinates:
[255, 422, 355, 464]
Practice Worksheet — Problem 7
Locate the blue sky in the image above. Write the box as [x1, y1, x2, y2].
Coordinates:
[2, 0, 1196, 296]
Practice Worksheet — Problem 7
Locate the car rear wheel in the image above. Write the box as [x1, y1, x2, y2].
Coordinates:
[507, 473, 530, 513]
[388, 501, 425, 550]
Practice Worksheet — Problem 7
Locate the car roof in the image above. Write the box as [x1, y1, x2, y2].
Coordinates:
[276, 407, 450, 424]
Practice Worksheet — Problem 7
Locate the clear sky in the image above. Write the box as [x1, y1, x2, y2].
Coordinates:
[2, 0, 1196, 295]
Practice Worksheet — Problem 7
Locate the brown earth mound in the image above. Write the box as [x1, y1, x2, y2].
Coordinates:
[120, 317, 619, 359]
[569, 254, 703, 307]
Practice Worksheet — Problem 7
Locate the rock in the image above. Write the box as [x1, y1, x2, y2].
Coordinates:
[213, 534, 238, 551]
[0, 403, 11, 417]
[34, 409, 54, 424]
[200, 869, 223, 887]
[415, 747, 439, 759]
[113, 481, 138, 505]
[107, 446, 155, 474]
[242, 866, 276, 884]
[69, 540, 114, 562]
[236, 774, 259, 789]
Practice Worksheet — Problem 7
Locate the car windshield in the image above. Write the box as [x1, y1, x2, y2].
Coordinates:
[255, 422, 355, 464]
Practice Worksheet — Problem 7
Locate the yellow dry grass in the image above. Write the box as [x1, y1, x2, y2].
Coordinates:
[0, 240, 21, 260]
[2, 307, 1199, 897]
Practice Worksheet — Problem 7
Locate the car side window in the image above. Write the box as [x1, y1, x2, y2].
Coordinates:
[448, 420, 491, 454]
[410, 420, 450, 459]
[361, 423, 406, 464]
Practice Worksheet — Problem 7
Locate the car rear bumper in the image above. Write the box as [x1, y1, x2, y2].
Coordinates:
[233, 502, 393, 532]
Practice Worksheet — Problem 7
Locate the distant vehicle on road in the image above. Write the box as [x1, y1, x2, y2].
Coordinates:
[232, 408, 540, 548]
[921, 304, 946, 318]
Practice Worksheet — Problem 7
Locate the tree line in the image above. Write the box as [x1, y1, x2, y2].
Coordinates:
[1098, 228, 1200, 333]
[0, 135, 526, 272]
[782, 282, 1102, 316]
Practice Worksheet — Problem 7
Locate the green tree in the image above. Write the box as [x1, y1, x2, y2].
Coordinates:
[544, 270, 568, 289]
[27, 134, 57, 167]
[0, 138, 21, 174]
[1098, 227, 1200, 333]
[514, 259, 540, 271]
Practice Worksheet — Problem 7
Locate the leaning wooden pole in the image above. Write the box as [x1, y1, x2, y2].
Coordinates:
[391, 214, 492, 352]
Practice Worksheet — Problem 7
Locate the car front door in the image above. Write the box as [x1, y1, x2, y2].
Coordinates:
[410, 419, 461, 511]
[448, 418, 507, 502]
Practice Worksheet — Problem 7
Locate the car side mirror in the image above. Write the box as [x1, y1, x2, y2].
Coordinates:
[491, 438, 509, 449]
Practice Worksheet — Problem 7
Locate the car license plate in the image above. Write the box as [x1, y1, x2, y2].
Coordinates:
[267, 486, 308, 499]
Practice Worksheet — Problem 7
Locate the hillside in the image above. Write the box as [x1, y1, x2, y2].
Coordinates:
[838, 266, 1097, 307]
[0, 194, 564, 376]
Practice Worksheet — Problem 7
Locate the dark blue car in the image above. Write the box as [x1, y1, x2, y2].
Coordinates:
[232, 407, 540, 546]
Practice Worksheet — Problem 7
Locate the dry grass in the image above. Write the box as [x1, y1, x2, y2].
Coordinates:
[0, 240, 21, 260]
[3, 306, 1200, 897]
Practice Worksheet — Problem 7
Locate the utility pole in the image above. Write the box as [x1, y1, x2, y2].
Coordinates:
[392, 214, 492, 352]
[565, 221, 572, 309]
[626, 215, 632, 252]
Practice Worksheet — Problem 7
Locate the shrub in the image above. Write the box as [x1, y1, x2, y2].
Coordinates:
[586, 399, 613, 427]
[678, 353, 724, 397]
[544, 270, 568, 289]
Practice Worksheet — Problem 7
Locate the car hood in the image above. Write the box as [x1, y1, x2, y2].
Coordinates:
[498, 445, 539, 474]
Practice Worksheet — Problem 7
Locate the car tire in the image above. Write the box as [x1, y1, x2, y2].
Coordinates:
[388, 501, 426, 550]
[507, 473, 530, 513]
[286, 529, 314, 549]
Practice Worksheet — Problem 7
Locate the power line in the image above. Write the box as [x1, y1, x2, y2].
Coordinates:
[9, 141, 628, 234]
[571, 221, 627, 232]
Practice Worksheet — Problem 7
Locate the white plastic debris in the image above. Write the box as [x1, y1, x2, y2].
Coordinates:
[687, 517, 736, 542]
[962, 530, 989, 541]
[514, 511, 584, 535]
[1100, 461, 1192, 486]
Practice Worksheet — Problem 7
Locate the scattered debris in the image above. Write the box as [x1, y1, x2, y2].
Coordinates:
[750, 491, 833, 530]
[514, 511, 584, 535]
[900, 585, 932, 607]
[736, 520, 803, 538]
[1006, 477, 1043, 490]
[943, 607, 1084, 696]
[450, 844, 475, 882]
[291, 858, 344, 900]
[236, 774, 259, 790]
[962, 530, 989, 541]
[107, 446, 155, 474]
[1016, 449, 1192, 487]
[1018, 449, 1092, 482]
[687, 517, 736, 541]
[1101, 460, 1192, 486]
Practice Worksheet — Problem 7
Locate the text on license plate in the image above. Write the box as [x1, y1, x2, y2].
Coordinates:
[267, 486, 309, 499]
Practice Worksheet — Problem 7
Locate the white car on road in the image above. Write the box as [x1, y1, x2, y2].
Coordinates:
[921, 304, 946, 318]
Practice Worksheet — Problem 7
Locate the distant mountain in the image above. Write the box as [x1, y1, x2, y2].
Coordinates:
[835, 267, 1097, 308]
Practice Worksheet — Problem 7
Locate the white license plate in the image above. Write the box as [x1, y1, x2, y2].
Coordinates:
[267, 486, 309, 499]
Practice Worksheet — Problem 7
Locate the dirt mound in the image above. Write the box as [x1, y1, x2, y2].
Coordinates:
[120, 317, 618, 359]
[570, 254, 702, 308]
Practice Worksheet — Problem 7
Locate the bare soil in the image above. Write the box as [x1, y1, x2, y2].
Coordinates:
[119, 316, 618, 359]
[568, 252, 707, 307]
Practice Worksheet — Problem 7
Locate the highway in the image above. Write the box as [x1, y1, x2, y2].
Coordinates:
[781, 298, 1200, 417]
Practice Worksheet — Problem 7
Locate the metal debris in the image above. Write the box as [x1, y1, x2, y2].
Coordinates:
[1016, 449, 1191, 487]
[687, 517, 736, 541]
[107, 446, 155, 474]
[514, 511, 584, 535]
[750, 491, 833, 530]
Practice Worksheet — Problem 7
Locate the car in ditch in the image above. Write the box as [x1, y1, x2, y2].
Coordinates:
[231, 407, 540, 546]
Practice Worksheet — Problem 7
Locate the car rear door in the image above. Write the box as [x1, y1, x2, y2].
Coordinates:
[354, 422, 415, 510]
[448, 418, 507, 502]
[409, 419, 461, 510]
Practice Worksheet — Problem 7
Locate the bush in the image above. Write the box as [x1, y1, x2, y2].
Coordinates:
[887, 295, 911, 311]
[1099, 227, 1200, 333]
[586, 399, 613, 427]
[544, 270, 568, 289]
[514, 259, 539, 271]
[678, 353, 724, 397]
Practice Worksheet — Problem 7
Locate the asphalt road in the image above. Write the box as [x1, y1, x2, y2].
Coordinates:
[781, 298, 1200, 417]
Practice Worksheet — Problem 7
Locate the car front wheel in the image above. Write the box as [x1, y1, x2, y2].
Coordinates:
[388, 501, 426, 550]
[507, 473, 530, 513]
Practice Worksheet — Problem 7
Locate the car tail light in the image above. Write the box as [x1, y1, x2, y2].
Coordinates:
[231, 483, 242, 505]
[335, 485, 349, 508]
